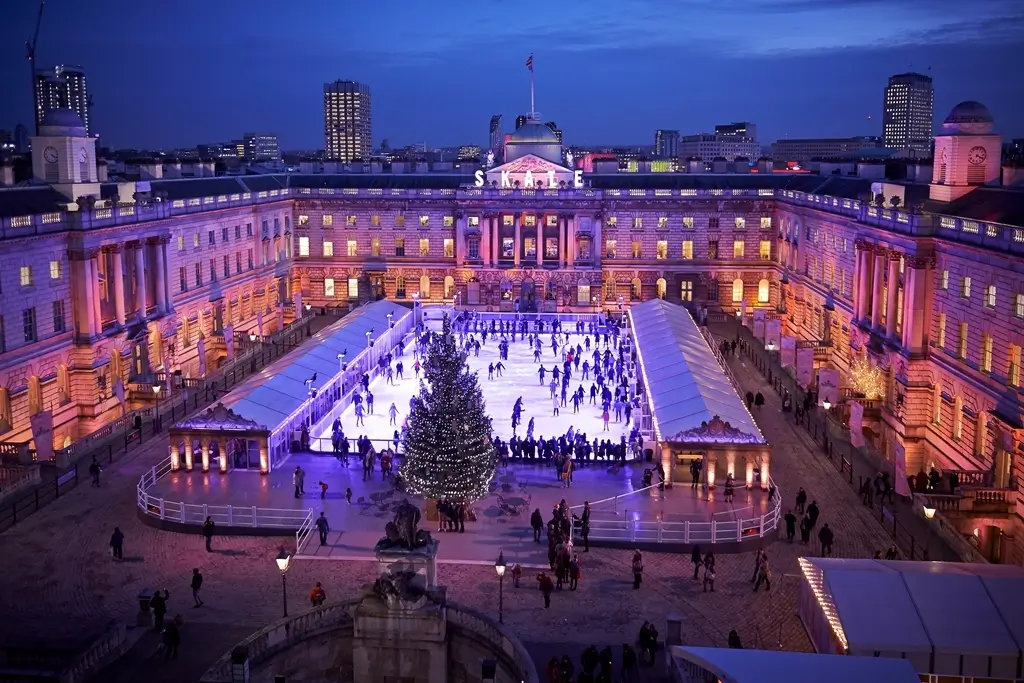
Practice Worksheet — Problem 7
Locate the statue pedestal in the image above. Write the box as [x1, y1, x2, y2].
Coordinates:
[352, 590, 447, 683]
[375, 540, 439, 589]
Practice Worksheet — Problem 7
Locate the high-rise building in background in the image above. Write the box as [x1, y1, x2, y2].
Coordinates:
[544, 121, 563, 144]
[883, 73, 934, 157]
[323, 80, 372, 161]
[35, 65, 91, 137]
[14, 124, 29, 153]
[714, 122, 757, 141]
[515, 115, 527, 130]
[489, 115, 503, 153]
[243, 133, 280, 160]
[654, 130, 680, 158]
[771, 136, 885, 164]
[680, 134, 761, 161]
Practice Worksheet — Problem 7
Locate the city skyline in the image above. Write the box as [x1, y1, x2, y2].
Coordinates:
[0, 0, 1022, 149]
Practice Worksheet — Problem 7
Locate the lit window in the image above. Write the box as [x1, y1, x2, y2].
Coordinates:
[395, 215, 405, 228]
[680, 281, 693, 301]
[371, 215, 381, 227]
[734, 217, 746, 230]
[961, 276, 971, 298]
[984, 285, 996, 308]
[632, 241, 642, 258]
[682, 216, 694, 229]
[298, 215, 309, 226]
[607, 216, 617, 227]
[348, 278, 359, 298]
[731, 278, 744, 303]
[347, 240, 358, 257]
[193, 233, 200, 248]
[503, 215, 513, 226]
[733, 240, 745, 258]
[49, 261, 61, 279]
[20, 266, 32, 286]
[759, 240, 771, 260]
[605, 240, 617, 258]
[940, 269, 948, 290]
[525, 215, 537, 227]
[546, 215, 557, 227]
[982, 333, 993, 372]
[322, 215, 333, 227]
[632, 217, 642, 229]
[760, 217, 772, 230]
[419, 239, 429, 257]
[395, 237, 405, 257]
[953, 398, 963, 440]
[937, 313, 946, 348]
[298, 236, 310, 256]
[1010, 345, 1021, 387]
[1016, 294, 1024, 318]
[757, 278, 770, 303]
[323, 241, 334, 257]
[443, 239, 454, 258]
[177, 234, 185, 251]
[324, 278, 335, 298]
[958, 321, 968, 359]
[656, 241, 667, 259]
[682, 241, 693, 259]
[657, 217, 668, 230]
[370, 237, 380, 257]
[420, 216, 430, 227]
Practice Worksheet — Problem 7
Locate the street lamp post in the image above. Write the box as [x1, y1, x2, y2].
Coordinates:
[275, 549, 291, 617]
[617, 296, 624, 326]
[152, 385, 162, 431]
[822, 399, 832, 411]
[494, 551, 506, 624]
[387, 312, 394, 329]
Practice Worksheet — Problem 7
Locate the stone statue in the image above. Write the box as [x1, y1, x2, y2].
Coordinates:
[564, 150, 573, 168]
[486, 150, 495, 167]
[379, 499, 433, 550]
[372, 569, 429, 610]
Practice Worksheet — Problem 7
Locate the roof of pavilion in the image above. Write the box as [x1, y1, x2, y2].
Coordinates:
[211, 300, 411, 433]
[629, 299, 765, 445]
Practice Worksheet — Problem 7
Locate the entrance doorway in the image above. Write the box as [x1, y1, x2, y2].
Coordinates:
[521, 278, 537, 312]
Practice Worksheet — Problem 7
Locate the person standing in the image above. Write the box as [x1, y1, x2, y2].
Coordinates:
[315, 512, 330, 546]
[753, 555, 772, 592]
[293, 466, 302, 498]
[537, 571, 555, 608]
[109, 526, 124, 560]
[161, 617, 180, 660]
[784, 509, 797, 542]
[795, 487, 807, 514]
[89, 457, 102, 487]
[580, 502, 591, 552]
[202, 516, 215, 552]
[750, 548, 764, 584]
[530, 508, 544, 543]
[691, 545, 703, 580]
[818, 523, 835, 556]
[389, 403, 399, 426]
[191, 568, 204, 607]
[702, 553, 716, 592]
[631, 550, 644, 589]
[568, 554, 581, 591]
[151, 589, 169, 632]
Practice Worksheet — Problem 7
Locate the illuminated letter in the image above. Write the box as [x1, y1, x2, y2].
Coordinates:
[501, 171, 511, 188]
[574, 170, 584, 188]
[547, 170, 556, 187]
[474, 170, 485, 187]
[524, 170, 534, 188]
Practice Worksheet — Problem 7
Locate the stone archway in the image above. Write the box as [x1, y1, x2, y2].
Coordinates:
[520, 278, 537, 312]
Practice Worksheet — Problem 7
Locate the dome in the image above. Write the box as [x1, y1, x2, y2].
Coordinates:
[508, 122, 559, 144]
[941, 101, 994, 135]
[39, 108, 87, 136]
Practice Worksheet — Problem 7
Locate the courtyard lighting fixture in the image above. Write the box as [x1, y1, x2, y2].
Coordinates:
[735, 310, 742, 319]
[249, 332, 257, 343]
[275, 549, 291, 617]
[494, 551, 506, 624]
[923, 507, 936, 519]
[766, 342, 776, 352]
[152, 385, 162, 426]
[304, 303, 311, 312]
[822, 399, 832, 411]
[387, 312, 393, 329]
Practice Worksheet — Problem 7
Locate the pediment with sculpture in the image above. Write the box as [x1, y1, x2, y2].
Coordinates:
[666, 415, 764, 445]
[173, 402, 270, 432]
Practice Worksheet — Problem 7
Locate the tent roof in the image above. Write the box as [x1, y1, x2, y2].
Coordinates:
[802, 558, 1024, 659]
[671, 647, 920, 683]
[629, 299, 764, 444]
[218, 301, 410, 431]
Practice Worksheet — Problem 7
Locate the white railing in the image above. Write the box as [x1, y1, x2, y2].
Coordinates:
[136, 456, 313, 536]
[570, 478, 783, 546]
[296, 510, 316, 555]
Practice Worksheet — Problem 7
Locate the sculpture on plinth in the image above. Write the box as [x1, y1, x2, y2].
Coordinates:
[378, 499, 434, 551]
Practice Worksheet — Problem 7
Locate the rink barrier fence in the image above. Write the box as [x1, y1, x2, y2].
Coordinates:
[136, 456, 314, 538]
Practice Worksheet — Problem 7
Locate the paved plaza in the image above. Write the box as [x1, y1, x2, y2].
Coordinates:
[0, 313, 913, 682]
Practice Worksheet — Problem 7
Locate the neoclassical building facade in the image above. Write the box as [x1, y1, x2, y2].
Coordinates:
[0, 104, 1021, 561]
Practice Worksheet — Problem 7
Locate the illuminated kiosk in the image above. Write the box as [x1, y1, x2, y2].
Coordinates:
[629, 299, 771, 490]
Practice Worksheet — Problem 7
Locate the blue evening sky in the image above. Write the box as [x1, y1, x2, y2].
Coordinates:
[1, 0, 1021, 149]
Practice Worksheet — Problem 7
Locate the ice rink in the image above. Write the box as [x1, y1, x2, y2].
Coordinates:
[311, 319, 636, 449]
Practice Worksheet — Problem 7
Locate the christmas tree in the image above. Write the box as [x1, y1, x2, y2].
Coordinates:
[401, 314, 496, 502]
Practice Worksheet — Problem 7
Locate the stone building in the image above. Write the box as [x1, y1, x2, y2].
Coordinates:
[0, 102, 1022, 562]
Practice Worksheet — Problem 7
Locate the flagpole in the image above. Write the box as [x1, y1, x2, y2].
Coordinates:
[529, 66, 535, 116]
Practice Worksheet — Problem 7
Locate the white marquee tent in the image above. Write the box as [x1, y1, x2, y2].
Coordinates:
[670, 646, 921, 683]
[628, 299, 764, 443]
[799, 557, 1024, 680]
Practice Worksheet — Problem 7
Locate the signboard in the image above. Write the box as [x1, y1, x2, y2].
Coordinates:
[474, 168, 583, 189]
[849, 401, 865, 448]
[780, 335, 797, 368]
[796, 347, 815, 387]
[817, 368, 841, 407]
[256, 311, 264, 336]
[765, 319, 782, 349]
[224, 325, 234, 360]
[752, 309, 766, 341]
[740, 300, 748, 326]
[893, 440, 911, 496]
[29, 410, 54, 462]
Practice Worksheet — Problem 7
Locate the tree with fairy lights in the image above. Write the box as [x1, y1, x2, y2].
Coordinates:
[401, 314, 496, 503]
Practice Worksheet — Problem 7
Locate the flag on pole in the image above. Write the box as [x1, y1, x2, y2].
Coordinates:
[526, 54, 534, 72]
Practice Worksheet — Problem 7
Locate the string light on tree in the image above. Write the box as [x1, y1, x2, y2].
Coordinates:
[400, 314, 496, 504]
[849, 355, 885, 400]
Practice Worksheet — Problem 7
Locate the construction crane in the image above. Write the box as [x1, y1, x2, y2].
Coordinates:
[26, 1, 45, 135]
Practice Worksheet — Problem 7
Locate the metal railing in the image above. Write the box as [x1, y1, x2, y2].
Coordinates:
[295, 510, 316, 555]
[136, 456, 313, 533]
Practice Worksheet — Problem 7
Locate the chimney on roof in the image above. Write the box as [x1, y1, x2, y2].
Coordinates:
[140, 160, 163, 180]
[1, 163, 14, 187]
[757, 157, 772, 174]
[96, 160, 108, 183]
[712, 157, 728, 174]
[687, 157, 703, 174]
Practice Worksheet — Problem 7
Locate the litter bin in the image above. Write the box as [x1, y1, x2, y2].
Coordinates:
[137, 589, 154, 627]
[644, 448, 653, 462]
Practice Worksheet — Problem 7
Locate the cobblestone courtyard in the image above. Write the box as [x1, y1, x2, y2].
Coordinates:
[0, 322, 907, 681]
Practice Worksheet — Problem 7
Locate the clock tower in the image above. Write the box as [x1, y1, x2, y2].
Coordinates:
[30, 108, 100, 204]
[930, 101, 1001, 202]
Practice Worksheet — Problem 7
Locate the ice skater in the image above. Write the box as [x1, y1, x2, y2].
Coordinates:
[355, 402, 365, 427]
[495, 361, 505, 377]
[389, 402, 399, 425]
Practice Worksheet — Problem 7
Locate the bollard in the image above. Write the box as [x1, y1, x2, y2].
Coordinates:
[231, 646, 250, 683]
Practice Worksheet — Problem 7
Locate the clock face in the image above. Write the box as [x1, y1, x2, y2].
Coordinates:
[43, 146, 58, 163]
[968, 146, 987, 165]
[79, 148, 88, 163]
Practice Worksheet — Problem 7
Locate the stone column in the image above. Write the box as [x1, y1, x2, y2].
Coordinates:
[745, 455, 755, 488]
[855, 245, 872, 321]
[901, 255, 932, 353]
[218, 436, 228, 473]
[537, 218, 544, 268]
[259, 442, 269, 474]
[481, 214, 491, 266]
[78, 253, 97, 338]
[566, 215, 575, 268]
[90, 251, 103, 334]
[870, 251, 885, 329]
[154, 238, 168, 314]
[885, 252, 900, 339]
[759, 453, 770, 490]
[184, 439, 194, 471]
[559, 215, 568, 266]
[592, 214, 602, 267]
[492, 216, 500, 265]
[111, 246, 126, 326]
[726, 452, 736, 478]
[200, 438, 210, 473]
[455, 214, 465, 267]
[134, 242, 148, 319]
[170, 443, 181, 471]
[513, 214, 521, 267]
[162, 238, 174, 312]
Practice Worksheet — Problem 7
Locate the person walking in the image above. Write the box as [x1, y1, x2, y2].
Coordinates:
[190, 568, 204, 607]
[537, 571, 555, 608]
[109, 526, 124, 560]
[795, 487, 807, 514]
[89, 457, 102, 487]
[530, 508, 544, 543]
[750, 548, 764, 584]
[161, 617, 181, 660]
[631, 550, 644, 589]
[784, 509, 797, 542]
[201, 516, 215, 552]
[569, 554, 581, 591]
[580, 502, 591, 552]
[753, 555, 772, 592]
[151, 589, 169, 632]
[691, 545, 703, 580]
[315, 512, 330, 546]
[702, 553, 716, 592]
[818, 523, 835, 556]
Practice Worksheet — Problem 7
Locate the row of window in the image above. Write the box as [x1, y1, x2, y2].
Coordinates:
[939, 271, 1024, 315]
[177, 222, 256, 251]
[0, 301, 66, 351]
[178, 249, 256, 292]
[17, 261, 63, 287]
[604, 239, 772, 260]
[295, 214, 774, 231]
[935, 314, 1023, 387]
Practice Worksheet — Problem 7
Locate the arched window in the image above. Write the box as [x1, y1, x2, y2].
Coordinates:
[467, 277, 480, 305]
[630, 278, 642, 301]
[757, 278, 770, 303]
[576, 278, 591, 305]
[732, 278, 744, 303]
[395, 276, 406, 298]
[604, 278, 616, 301]
[57, 365, 71, 404]
[27, 376, 42, 416]
[0, 388, 12, 432]
[419, 275, 431, 300]
[443, 275, 455, 299]
[656, 278, 667, 299]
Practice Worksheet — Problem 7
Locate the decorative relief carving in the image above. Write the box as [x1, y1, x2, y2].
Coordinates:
[666, 415, 763, 445]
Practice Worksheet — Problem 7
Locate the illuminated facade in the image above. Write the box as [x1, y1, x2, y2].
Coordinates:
[34, 65, 91, 137]
[323, 80, 372, 161]
[1, 103, 1022, 564]
[883, 72, 934, 157]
